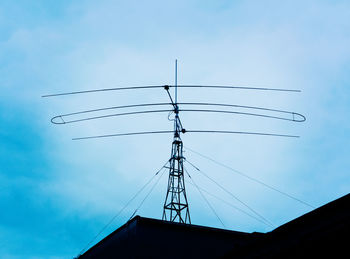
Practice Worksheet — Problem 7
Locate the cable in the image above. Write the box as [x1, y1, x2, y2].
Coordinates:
[167, 111, 175, 121]
[185, 146, 315, 209]
[184, 168, 226, 228]
[185, 159, 275, 228]
[185, 180, 272, 228]
[129, 168, 166, 220]
[77, 162, 168, 256]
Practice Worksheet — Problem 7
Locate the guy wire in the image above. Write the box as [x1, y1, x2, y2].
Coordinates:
[185, 146, 315, 209]
[77, 161, 168, 256]
[184, 168, 226, 228]
[185, 159, 275, 228]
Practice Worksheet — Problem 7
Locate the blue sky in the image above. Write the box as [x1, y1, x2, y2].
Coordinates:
[1, 0, 350, 258]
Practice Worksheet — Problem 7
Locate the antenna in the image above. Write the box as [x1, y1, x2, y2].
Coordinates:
[162, 60, 191, 223]
[43, 60, 306, 227]
[175, 59, 178, 104]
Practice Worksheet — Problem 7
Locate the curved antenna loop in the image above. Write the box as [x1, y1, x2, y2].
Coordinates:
[51, 109, 173, 124]
[51, 108, 304, 125]
[56, 103, 172, 117]
[54, 102, 303, 117]
[179, 109, 305, 122]
[180, 103, 305, 121]
[50, 102, 305, 124]
[51, 115, 66, 124]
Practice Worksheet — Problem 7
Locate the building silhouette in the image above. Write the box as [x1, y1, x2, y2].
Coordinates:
[79, 193, 349, 258]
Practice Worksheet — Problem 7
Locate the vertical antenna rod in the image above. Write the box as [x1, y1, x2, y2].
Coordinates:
[162, 60, 191, 224]
[175, 59, 178, 104]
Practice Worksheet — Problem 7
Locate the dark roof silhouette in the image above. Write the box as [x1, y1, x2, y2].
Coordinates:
[79, 193, 350, 258]
[224, 193, 350, 258]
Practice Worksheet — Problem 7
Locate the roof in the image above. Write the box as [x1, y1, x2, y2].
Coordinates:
[79, 216, 261, 258]
[79, 193, 350, 258]
[224, 193, 350, 258]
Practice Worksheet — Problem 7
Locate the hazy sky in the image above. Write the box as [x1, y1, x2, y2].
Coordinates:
[1, 0, 350, 258]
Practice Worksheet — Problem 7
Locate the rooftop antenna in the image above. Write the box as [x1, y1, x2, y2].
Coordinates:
[43, 61, 306, 226]
[162, 59, 190, 223]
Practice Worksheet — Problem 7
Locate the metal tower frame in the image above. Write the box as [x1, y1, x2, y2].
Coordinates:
[162, 60, 191, 224]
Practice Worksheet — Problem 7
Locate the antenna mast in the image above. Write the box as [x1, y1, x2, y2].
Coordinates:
[162, 60, 191, 223]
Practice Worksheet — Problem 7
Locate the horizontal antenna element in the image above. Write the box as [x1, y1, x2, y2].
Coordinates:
[43, 85, 301, 97]
[45, 62, 306, 241]
[72, 130, 299, 140]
